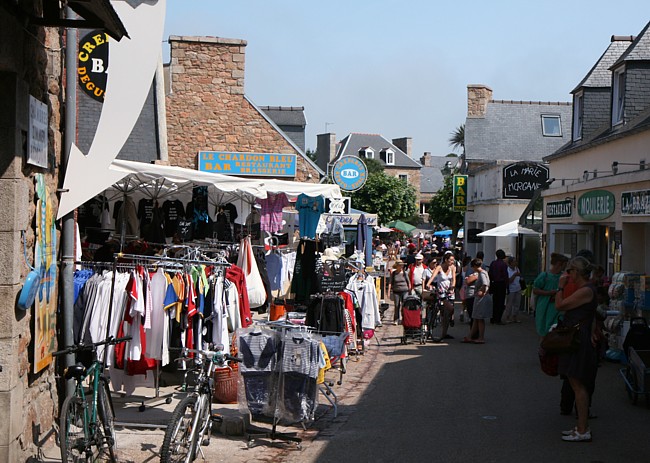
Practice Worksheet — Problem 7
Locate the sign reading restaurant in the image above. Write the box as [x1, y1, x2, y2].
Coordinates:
[198, 151, 297, 177]
[546, 199, 573, 218]
[621, 189, 650, 216]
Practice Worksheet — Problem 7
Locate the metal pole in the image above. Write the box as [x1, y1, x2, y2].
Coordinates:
[61, 8, 78, 397]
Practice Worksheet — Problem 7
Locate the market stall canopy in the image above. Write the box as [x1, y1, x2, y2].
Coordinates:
[254, 178, 342, 199]
[58, 159, 344, 220]
[386, 220, 416, 234]
[433, 229, 453, 237]
[477, 220, 540, 237]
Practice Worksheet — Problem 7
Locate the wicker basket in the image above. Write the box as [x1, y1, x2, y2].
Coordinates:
[213, 365, 238, 404]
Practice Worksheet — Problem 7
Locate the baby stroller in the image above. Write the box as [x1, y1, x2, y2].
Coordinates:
[401, 294, 426, 345]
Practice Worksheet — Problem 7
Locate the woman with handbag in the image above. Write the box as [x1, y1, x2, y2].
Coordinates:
[388, 260, 409, 324]
[461, 258, 491, 344]
[533, 253, 568, 338]
[503, 256, 523, 323]
[554, 256, 598, 443]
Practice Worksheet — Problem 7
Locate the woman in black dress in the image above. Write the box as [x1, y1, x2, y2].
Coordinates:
[554, 256, 597, 442]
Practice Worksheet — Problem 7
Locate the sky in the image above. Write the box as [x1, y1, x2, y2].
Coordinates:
[163, 0, 650, 158]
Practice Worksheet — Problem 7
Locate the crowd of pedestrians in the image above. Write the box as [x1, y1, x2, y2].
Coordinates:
[376, 234, 608, 443]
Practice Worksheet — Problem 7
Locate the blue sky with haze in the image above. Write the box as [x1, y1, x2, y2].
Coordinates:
[164, 1, 650, 157]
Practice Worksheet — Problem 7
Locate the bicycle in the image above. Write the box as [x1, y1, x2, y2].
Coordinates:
[160, 345, 241, 463]
[53, 335, 131, 463]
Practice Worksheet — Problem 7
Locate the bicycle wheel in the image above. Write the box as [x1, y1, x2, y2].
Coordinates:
[97, 379, 117, 462]
[60, 394, 89, 462]
[160, 394, 203, 463]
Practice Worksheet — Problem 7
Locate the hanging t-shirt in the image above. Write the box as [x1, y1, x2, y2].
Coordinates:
[258, 193, 289, 233]
[162, 200, 185, 237]
[138, 198, 155, 231]
[296, 194, 324, 239]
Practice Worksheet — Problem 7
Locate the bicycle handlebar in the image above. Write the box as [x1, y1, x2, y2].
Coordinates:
[170, 346, 242, 364]
[52, 336, 132, 357]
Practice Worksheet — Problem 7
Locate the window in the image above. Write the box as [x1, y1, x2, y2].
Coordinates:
[572, 92, 583, 141]
[541, 114, 562, 137]
[358, 148, 374, 159]
[381, 149, 395, 165]
[398, 174, 408, 182]
[612, 67, 625, 125]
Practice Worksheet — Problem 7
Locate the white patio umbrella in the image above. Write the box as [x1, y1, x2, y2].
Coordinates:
[477, 220, 540, 237]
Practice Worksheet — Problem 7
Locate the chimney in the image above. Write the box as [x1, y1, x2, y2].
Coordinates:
[392, 137, 412, 157]
[316, 132, 337, 172]
[467, 84, 492, 118]
[420, 152, 432, 166]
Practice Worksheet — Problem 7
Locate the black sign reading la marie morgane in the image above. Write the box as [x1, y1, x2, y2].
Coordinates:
[502, 162, 550, 199]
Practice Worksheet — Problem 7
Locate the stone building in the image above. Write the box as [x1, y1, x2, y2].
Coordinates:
[0, 2, 127, 460]
[165, 36, 322, 182]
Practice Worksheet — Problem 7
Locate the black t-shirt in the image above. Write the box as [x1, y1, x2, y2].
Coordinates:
[162, 199, 185, 237]
[138, 198, 154, 229]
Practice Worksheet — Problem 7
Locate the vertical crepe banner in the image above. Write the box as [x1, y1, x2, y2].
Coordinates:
[34, 174, 58, 373]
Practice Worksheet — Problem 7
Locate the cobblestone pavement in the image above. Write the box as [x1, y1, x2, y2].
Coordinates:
[39, 305, 405, 463]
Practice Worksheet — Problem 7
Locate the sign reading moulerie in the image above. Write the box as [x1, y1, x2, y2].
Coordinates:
[198, 151, 296, 177]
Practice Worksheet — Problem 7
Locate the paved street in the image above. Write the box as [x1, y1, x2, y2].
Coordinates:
[40, 304, 650, 462]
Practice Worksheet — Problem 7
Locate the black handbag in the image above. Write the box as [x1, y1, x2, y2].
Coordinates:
[540, 323, 580, 354]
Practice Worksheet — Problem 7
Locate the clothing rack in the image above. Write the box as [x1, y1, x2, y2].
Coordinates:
[244, 322, 306, 448]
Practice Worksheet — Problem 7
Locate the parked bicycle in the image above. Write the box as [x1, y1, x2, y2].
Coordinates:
[53, 335, 131, 462]
[160, 345, 241, 463]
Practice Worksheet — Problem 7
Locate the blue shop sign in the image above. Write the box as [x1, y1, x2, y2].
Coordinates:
[198, 151, 296, 177]
[332, 156, 368, 192]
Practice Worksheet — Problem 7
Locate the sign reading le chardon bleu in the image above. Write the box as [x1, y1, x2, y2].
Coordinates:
[198, 151, 296, 177]
[578, 190, 615, 221]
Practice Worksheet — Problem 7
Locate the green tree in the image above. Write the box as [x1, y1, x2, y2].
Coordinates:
[428, 174, 464, 239]
[350, 172, 417, 224]
[305, 148, 318, 163]
[363, 157, 385, 175]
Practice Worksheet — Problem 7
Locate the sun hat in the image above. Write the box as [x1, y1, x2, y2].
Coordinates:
[321, 248, 339, 262]
[415, 253, 424, 260]
[392, 260, 404, 269]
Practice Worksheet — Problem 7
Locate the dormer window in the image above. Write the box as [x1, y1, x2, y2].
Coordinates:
[572, 91, 584, 141]
[612, 67, 626, 125]
[359, 147, 374, 159]
[380, 148, 395, 165]
[541, 114, 562, 137]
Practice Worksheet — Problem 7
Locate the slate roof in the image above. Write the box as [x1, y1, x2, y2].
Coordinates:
[572, 37, 634, 92]
[548, 21, 650, 160]
[465, 100, 573, 162]
[336, 133, 421, 168]
[420, 166, 445, 193]
[611, 21, 650, 67]
[545, 97, 650, 161]
[258, 106, 307, 127]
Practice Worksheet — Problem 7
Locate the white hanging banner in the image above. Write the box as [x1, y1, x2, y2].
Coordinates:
[57, 0, 167, 219]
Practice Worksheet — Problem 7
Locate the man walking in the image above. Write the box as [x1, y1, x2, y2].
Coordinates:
[488, 249, 508, 324]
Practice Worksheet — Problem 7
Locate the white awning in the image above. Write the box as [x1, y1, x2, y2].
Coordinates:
[256, 178, 342, 199]
[57, 159, 343, 220]
[477, 220, 540, 237]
